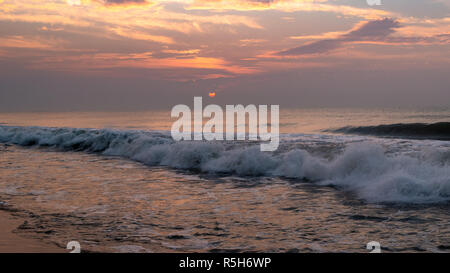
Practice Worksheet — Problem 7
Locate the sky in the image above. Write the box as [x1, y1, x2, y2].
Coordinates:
[0, 0, 449, 111]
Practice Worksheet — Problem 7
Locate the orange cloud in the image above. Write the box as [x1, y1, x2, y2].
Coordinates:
[98, 0, 149, 5]
[109, 27, 174, 44]
[186, 0, 392, 19]
[23, 51, 259, 78]
[0, 35, 65, 49]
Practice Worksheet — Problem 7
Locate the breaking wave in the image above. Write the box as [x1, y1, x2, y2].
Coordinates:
[327, 122, 450, 140]
[0, 126, 449, 204]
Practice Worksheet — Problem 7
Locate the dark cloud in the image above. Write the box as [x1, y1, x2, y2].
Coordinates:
[278, 18, 401, 56]
[100, 0, 147, 5]
[343, 18, 400, 40]
[279, 39, 341, 56]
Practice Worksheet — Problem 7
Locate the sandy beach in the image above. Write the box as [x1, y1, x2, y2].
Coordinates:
[0, 210, 64, 253]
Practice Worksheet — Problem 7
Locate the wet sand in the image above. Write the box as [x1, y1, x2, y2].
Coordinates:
[0, 210, 64, 253]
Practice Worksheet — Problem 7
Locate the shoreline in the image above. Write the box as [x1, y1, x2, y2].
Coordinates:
[0, 210, 64, 253]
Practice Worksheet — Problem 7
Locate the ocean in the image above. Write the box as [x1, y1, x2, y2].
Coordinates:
[0, 107, 449, 252]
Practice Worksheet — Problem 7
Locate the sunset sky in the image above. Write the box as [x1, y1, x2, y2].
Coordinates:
[0, 0, 449, 111]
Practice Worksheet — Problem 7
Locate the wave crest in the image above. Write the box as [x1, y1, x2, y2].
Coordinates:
[327, 122, 450, 140]
[1, 126, 449, 204]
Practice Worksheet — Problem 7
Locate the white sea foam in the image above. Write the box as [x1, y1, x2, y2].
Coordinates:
[0, 126, 449, 204]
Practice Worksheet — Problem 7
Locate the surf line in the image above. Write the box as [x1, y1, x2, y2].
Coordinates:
[171, 97, 279, 151]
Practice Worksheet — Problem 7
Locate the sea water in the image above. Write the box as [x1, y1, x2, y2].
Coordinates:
[0, 107, 449, 252]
